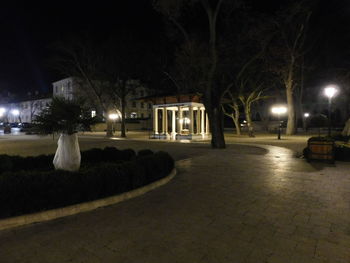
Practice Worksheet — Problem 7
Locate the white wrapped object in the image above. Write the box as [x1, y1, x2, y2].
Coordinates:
[342, 118, 350, 136]
[53, 133, 81, 171]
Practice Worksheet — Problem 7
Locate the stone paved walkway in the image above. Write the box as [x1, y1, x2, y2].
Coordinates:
[0, 139, 350, 263]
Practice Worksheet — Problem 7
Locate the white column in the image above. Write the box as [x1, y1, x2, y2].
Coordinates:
[196, 108, 200, 134]
[172, 110, 176, 137]
[153, 108, 158, 134]
[201, 109, 205, 135]
[178, 106, 182, 134]
[189, 106, 194, 134]
[205, 113, 209, 134]
[163, 107, 168, 134]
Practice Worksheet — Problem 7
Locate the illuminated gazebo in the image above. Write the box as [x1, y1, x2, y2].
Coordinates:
[142, 94, 209, 140]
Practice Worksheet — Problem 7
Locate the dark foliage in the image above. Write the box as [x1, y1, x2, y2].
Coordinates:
[335, 146, 350, 161]
[0, 147, 139, 173]
[308, 136, 334, 142]
[330, 134, 350, 142]
[33, 97, 98, 135]
[0, 151, 174, 218]
[137, 149, 154, 156]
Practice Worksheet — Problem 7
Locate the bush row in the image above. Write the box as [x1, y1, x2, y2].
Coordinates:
[0, 151, 174, 219]
[0, 147, 154, 173]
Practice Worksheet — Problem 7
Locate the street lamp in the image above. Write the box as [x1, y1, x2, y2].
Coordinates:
[0, 107, 6, 117]
[324, 85, 338, 136]
[11, 109, 19, 116]
[108, 113, 119, 134]
[303, 112, 310, 131]
[271, 106, 287, 140]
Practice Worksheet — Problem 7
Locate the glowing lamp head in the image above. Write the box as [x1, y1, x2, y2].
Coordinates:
[324, 85, 337, 98]
[11, 109, 19, 116]
[0, 107, 5, 117]
[304, 113, 310, 118]
[271, 106, 287, 115]
[108, 113, 119, 120]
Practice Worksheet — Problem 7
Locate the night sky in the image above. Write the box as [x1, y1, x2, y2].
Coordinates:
[0, 0, 349, 96]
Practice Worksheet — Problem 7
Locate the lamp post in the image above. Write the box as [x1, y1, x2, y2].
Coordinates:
[11, 109, 20, 123]
[108, 113, 119, 134]
[271, 106, 287, 140]
[303, 112, 310, 132]
[324, 85, 337, 137]
[0, 107, 6, 121]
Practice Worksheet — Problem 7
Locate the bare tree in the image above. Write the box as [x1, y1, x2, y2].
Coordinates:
[154, 0, 244, 148]
[222, 89, 241, 135]
[267, 1, 312, 135]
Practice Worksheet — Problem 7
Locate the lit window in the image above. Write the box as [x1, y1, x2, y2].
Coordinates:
[91, 110, 96, 118]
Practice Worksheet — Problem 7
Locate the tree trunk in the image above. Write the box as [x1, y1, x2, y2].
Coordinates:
[202, 0, 225, 149]
[233, 103, 241, 135]
[121, 97, 126, 138]
[286, 86, 295, 135]
[231, 114, 241, 135]
[206, 102, 225, 148]
[245, 104, 254, 137]
[285, 58, 296, 135]
[53, 133, 81, 171]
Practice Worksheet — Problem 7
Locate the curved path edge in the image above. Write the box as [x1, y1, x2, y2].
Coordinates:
[0, 168, 177, 231]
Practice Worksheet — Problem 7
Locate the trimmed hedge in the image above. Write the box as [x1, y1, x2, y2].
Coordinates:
[0, 147, 137, 173]
[0, 150, 174, 219]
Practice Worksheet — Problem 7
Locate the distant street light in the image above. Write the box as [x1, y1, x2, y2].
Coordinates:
[324, 85, 338, 136]
[108, 113, 120, 134]
[303, 113, 310, 132]
[271, 106, 287, 140]
[11, 109, 19, 116]
[0, 107, 6, 117]
[108, 113, 119, 120]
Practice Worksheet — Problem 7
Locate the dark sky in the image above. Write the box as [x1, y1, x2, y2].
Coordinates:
[0, 0, 349, 96]
[0, 0, 161, 95]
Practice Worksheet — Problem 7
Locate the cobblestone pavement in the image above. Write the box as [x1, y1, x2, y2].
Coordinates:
[0, 135, 350, 262]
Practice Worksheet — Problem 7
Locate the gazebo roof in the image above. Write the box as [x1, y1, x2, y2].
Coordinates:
[137, 93, 202, 105]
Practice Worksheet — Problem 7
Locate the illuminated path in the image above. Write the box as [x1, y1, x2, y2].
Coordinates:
[0, 140, 349, 263]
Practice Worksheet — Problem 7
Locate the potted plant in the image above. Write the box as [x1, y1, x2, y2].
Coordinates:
[34, 97, 97, 171]
[305, 136, 335, 163]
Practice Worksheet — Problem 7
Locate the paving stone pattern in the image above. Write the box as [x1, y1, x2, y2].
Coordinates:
[0, 139, 350, 263]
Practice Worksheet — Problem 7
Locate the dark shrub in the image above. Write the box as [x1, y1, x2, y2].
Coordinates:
[80, 147, 135, 164]
[80, 148, 104, 163]
[120, 149, 136, 161]
[308, 136, 334, 142]
[331, 134, 350, 142]
[335, 145, 350, 161]
[0, 154, 54, 173]
[0, 151, 174, 218]
[302, 147, 309, 159]
[137, 149, 154, 157]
